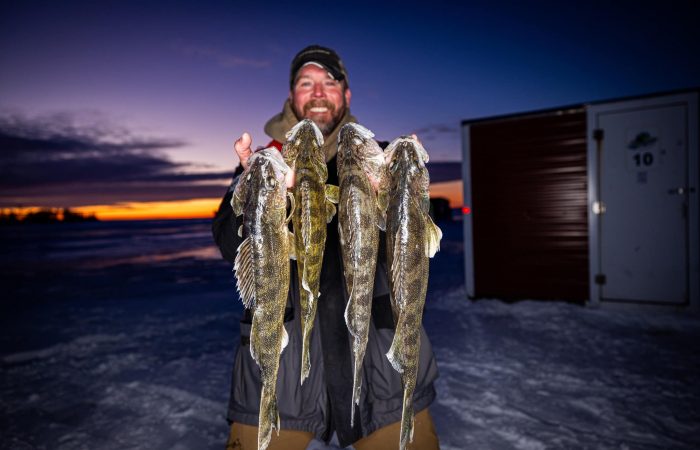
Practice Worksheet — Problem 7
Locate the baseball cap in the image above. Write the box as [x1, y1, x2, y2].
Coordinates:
[290, 45, 348, 88]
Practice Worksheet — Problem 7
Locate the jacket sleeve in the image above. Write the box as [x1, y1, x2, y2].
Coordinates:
[212, 166, 245, 264]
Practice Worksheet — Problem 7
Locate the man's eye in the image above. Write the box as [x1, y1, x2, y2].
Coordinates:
[324, 80, 339, 88]
[297, 81, 312, 89]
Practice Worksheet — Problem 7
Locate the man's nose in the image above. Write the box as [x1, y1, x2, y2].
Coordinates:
[312, 83, 324, 97]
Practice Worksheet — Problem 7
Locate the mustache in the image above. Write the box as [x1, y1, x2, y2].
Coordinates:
[303, 99, 336, 115]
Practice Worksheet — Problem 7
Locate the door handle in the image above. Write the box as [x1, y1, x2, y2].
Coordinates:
[668, 187, 696, 195]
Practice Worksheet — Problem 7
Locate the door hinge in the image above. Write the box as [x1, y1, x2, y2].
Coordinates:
[593, 128, 604, 141]
[595, 274, 607, 285]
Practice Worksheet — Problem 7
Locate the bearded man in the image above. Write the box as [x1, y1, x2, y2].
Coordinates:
[212, 45, 440, 450]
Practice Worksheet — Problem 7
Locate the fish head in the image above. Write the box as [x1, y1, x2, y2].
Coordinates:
[282, 119, 325, 170]
[384, 136, 430, 192]
[338, 123, 385, 185]
[245, 147, 291, 222]
[338, 122, 374, 163]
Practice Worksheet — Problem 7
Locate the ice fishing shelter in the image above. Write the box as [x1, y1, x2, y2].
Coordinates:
[461, 89, 699, 309]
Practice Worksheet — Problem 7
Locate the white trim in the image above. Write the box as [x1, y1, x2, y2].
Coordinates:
[461, 125, 475, 298]
[586, 107, 601, 307]
[687, 92, 699, 312]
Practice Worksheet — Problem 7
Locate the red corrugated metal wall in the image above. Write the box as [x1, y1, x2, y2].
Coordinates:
[470, 109, 589, 301]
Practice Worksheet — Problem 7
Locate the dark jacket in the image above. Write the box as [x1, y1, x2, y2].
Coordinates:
[211, 102, 438, 447]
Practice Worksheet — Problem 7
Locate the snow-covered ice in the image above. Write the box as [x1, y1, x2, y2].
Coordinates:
[1, 219, 699, 449]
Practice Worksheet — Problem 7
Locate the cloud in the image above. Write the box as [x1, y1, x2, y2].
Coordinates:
[0, 112, 232, 207]
[176, 42, 271, 69]
[0, 112, 464, 208]
[411, 123, 459, 141]
[2, 183, 229, 208]
[426, 162, 462, 183]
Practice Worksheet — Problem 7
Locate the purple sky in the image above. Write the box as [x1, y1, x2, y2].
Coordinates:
[1, 0, 698, 208]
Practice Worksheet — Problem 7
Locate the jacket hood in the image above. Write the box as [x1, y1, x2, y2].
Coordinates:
[264, 99, 357, 162]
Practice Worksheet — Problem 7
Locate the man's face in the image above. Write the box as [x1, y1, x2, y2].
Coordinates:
[290, 64, 352, 136]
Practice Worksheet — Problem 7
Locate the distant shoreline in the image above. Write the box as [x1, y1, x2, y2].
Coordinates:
[0, 207, 98, 225]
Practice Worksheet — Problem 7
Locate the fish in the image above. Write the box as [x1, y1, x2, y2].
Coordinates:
[380, 136, 442, 450]
[337, 122, 386, 426]
[282, 119, 339, 385]
[231, 147, 295, 450]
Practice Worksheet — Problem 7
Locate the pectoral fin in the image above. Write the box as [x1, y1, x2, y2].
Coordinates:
[325, 184, 339, 204]
[233, 236, 256, 309]
[325, 200, 337, 224]
[285, 191, 295, 224]
[281, 326, 289, 352]
[425, 216, 443, 258]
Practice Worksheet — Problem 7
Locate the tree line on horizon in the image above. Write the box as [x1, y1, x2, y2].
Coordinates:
[0, 207, 98, 225]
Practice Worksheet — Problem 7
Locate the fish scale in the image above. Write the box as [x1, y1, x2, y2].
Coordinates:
[337, 123, 386, 426]
[231, 148, 294, 450]
[381, 136, 442, 450]
[283, 119, 339, 385]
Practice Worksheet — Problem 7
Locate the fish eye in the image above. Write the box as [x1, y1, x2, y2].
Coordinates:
[265, 176, 277, 190]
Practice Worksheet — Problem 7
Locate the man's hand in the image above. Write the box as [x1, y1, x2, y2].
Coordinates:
[285, 168, 296, 189]
[234, 131, 295, 188]
[234, 132, 253, 171]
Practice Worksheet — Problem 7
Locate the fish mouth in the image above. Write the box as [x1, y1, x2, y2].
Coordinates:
[339, 123, 374, 142]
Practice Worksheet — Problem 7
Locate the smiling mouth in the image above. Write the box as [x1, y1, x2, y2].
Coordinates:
[304, 100, 335, 116]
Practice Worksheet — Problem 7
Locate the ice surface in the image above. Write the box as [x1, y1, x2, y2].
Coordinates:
[1, 220, 699, 449]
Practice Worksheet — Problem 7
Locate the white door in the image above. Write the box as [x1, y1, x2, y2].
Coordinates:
[593, 101, 689, 304]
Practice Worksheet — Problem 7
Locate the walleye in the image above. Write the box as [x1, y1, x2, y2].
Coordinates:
[231, 148, 295, 450]
[380, 136, 442, 450]
[283, 119, 339, 384]
[337, 123, 386, 426]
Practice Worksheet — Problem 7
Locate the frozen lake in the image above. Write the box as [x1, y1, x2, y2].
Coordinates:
[1, 219, 699, 449]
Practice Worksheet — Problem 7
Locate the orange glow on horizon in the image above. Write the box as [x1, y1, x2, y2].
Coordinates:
[7, 180, 463, 222]
[429, 180, 463, 208]
[73, 198, 221, 221]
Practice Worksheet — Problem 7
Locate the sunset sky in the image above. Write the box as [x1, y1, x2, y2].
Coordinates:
[2, 0, 698, 220]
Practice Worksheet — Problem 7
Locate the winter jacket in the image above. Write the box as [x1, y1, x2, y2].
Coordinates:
[211, 100, 439, 447]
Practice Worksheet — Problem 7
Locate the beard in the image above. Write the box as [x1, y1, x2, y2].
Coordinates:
[295, 98, 347, 136]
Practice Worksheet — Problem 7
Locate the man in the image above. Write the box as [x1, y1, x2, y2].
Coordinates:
[212, 45, 440, 450]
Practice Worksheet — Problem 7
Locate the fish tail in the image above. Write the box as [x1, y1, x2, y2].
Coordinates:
[398, 385, 415, 450]
[298, 281, 310, 384]
[258, 384, 279, 450]
[299, 291, 314, 385]
[300, 328, 311, 385]
[350, 347, 363, 427]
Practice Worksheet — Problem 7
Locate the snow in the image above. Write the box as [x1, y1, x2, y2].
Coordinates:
[1, 219, 699, 449]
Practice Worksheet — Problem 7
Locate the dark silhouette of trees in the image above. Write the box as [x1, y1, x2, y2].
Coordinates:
[0, 208, 98, 224]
